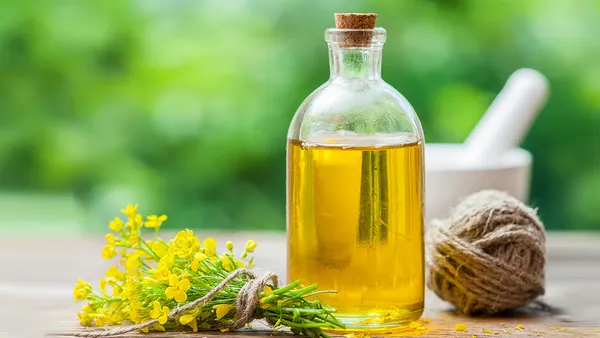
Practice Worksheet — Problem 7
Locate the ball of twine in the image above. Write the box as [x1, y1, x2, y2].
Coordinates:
[427, 190, 546, 315]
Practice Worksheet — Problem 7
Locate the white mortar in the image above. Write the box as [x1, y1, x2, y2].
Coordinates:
[424, 143, 532, 223]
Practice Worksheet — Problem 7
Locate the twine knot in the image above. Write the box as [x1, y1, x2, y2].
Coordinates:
[427, 190, 546, 315]
[75, 268, 279, 337]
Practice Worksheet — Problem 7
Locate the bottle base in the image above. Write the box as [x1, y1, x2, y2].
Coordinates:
[324, 302, 424, 333]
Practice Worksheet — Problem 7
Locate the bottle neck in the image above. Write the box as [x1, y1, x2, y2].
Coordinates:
[328, 45, 382, 80]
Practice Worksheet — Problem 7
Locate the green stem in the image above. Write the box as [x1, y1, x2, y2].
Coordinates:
[139, 260, 152, 269]
[273, 280, 301, 295]
[314, 314, 345, 329]
[303, 290, 337, 298]
[278, 308, 335, 314]
[289, 284, 318, 297]
[279, 318, 335, 328]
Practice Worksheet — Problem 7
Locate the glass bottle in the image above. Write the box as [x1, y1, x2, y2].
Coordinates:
[286, 17, 425, 331]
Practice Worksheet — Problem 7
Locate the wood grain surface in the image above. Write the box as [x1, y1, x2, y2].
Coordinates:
[2, 232, 599, 337]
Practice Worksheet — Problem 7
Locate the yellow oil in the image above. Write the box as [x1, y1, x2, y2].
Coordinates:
[287, 136, 424, 330]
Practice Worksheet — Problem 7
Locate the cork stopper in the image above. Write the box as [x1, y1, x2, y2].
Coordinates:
[334, 13, 377, 29]
[333, 13, 378, 47]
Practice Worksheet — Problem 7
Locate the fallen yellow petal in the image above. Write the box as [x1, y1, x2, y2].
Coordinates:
[421, 317, 430, 323]
[482, 328, 499, 334]
[515, 324, 524, 330]
[345, 334, 369, 338]
[455, 323, 468, 332]
[356, 317, 376, 325]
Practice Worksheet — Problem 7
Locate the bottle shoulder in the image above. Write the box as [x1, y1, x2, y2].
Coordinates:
[288, 79, 423, 142]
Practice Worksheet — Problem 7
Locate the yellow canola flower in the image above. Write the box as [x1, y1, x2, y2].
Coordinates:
[154, 263, 171, 282]
[190, 260, 200, 272]
[179, 314, 195, 324]
[126, 214, 143, 232]
[101, 234, 118, 259]
[235, 259, 245, 268]
[149, 301, 170, 324]
[122, 206, 143, 232]
[108, 217, 123, 232]
[74, 204, 264, 334]
[245, 239, 257, 253]
[99, 279, 107, 294]
[121, 276, 137, 300]
[105, 265, 125, 282]
[77, 305, 93, 326]
[145, 214, 167, 229]
[129, 308, 141, 324]
[188, 319, 198, 332]
[128, 232, 140, 248]
[203, 237, 217, 256]
[191, 252, 207, 272]
[92, 312, 111, 326]
[213, 304, 235, 320]
[220, 254, 234, 272]
[125, 251, 143, 276]
[180, 314, 198, 332]
[149, 240, 168, 258]
[159, 253, 175, 270]
[165, 274, 191, 302]
[171, 230, 199, 258]
[259, 296, 270, 309]
[73, 279, 92, 302]
[104, 233, 116, 244]
[194, 252, 207, 262]
[120, 204, 138, 218]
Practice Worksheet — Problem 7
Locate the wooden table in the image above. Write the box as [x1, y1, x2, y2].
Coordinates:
[2, 232, 599, 337]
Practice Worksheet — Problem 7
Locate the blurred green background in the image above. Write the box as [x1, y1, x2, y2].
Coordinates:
[0, 0, 598, 233]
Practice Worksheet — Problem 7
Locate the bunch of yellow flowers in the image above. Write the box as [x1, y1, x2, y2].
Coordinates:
[74, 205, 344, 337]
